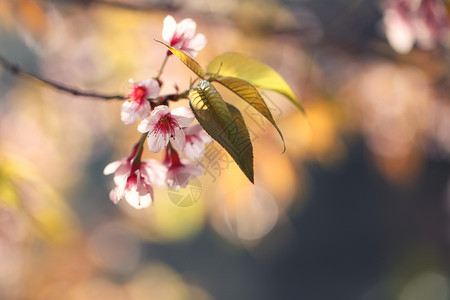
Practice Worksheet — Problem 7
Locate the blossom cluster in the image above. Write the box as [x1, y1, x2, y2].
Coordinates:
[382, 0, 450, 53]
[104, 16, 210, 209]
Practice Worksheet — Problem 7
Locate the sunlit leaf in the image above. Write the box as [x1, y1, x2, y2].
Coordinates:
[214, 76, 286, 153]
[207, 53, 303, 112]
[224, 103, 254, 182]
[156, 40, 205, 78]
[189, 80, 254, 183]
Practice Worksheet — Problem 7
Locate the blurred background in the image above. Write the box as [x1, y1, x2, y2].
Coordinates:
[0, 0, 450, 299]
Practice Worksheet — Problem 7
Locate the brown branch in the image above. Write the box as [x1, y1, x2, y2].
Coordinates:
[0, 54, 190, 103]
[0, 55, 126, 100]
[86, 0, 180, 12]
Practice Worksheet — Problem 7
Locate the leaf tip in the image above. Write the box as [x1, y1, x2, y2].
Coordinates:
[246, 170, 255, 184]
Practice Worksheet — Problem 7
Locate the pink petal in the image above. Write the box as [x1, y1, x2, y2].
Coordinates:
[166, 162, 203, 190]
[142, 159, 168, 186]
[126, 192, 152, 209]
[125, 177, 153, 209]
[170, 126, 186, 151]
[183, 123, 203, 135]
[113, 174, 128, 186]
[115, 177, 128, 200]
[138, 117, 153, 133]
[184, 138, 205, 160]
[170, 39, 184, 50]
[147, 131, 169, 153]
[162, 15, 177, 42]
[121, 101, 141, 125]
[124, 175, 153, 209]
[166, 170, 190, 190]
[171, 106, 195, 127]
[123, 190, 140, 208]
[199, 130, 213, 143]
[183, 125, 212, 159]
[103, 160, 123, 175]
[113, 163, 131, 185]
[125, 174, 138, 191]
[135, 100, 151, 120]
[136, 193, 153, 208]
[182, 49, 197, 58]
[185, 135, 208, 160]
[176, 18, 197, 39]
[152, 105, 170, 119]
[182, 160, 204, 177]
[141, 79, 160, 99]
[414, 19, 435, 50]
[384, 10, 415, 54]
[186, 33, 207, 52]
[109, 188, 120, 204]
[139, 181, 154, 199]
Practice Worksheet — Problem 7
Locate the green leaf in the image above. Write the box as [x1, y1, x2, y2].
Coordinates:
[189, 80, 254, 183]
[214, 76, 286, 153]
[156, 40, 205, 78]
[206, 53, 303, 112]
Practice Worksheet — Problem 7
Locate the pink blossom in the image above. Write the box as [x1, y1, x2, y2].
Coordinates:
[162, 15, 207, 58]
[103, 157, 131, 186]
[382, 0, 450, 53]
[104, 158, 167, 209]
[141, 159, 168, 187]
[183, 124, 213, 160]
[138, 105, 195, 153]
[163, 148, 203, 190]
[166, 160, 203, 190]
[121, 79, 160, 125]
[113, 170, 154, 209]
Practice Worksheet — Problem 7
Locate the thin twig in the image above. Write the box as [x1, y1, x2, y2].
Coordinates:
[155, 53, 169, 81]
[88, 0, 180, 12]
[0, 54, 190, 103]
[0, 55, 125, 100]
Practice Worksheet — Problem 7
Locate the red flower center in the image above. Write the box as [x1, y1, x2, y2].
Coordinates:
[152, 114, 180, 138]
[128, 86, 148, 102]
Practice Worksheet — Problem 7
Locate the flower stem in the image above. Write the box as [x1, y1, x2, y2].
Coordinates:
[165, 144, 181, 166]
[155, 54, 170, 81]
[177, 89, 190, 99]
[130, 133, 148, 171]
[152, 88, 190, 106]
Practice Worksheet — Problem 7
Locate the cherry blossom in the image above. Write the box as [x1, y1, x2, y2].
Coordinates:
[103, 157, 131, 186]
[164, 147, 203, 190]
[141, 159, 168, 187]
[138, 105, 195, 153]
[111, 170, 154, 209]
[104, 158, 167, 209]
[166, 161, 203, 190]
[121, 79, 160, 125]
[382, 0, 450, 53]
[183, 124, 213, 160]
[162, 15, 207, 58]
